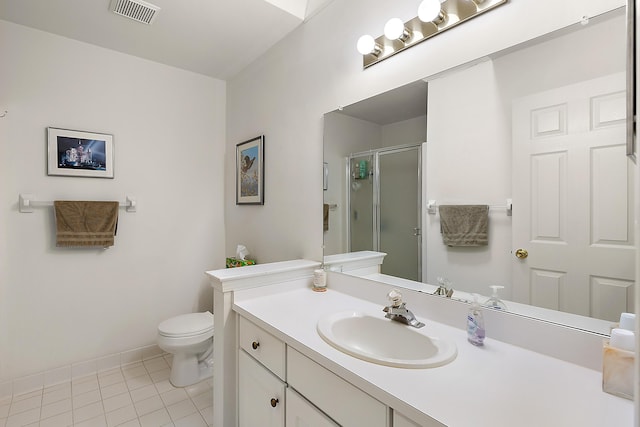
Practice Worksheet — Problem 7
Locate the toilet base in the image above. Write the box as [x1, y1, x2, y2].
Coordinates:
[169, 352, 213, 387]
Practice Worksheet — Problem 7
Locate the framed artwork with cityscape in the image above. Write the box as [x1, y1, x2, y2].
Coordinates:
[47, 127, 114, 178]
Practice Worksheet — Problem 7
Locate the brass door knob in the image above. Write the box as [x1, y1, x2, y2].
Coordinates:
[515, 249, 528, 259]
[251, 341, 260, 350]
[270, 398, 279, 408]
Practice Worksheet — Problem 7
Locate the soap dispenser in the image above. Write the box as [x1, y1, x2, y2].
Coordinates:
[467, 294, 485, 346]
[484, 285, 507, 311]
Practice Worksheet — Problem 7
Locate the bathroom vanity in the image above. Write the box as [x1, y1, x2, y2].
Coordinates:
[207, 260, 634, 427]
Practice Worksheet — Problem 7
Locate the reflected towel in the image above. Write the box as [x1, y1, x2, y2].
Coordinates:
[439, 205, 489, 247]
[54, 201, 119, 247]
[323, 203, 329, 232]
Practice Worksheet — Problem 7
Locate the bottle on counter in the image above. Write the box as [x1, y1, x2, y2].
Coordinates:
[467, 294, 485, 346]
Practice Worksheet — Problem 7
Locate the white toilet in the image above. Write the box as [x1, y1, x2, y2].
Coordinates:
[157, 311, 214, 387]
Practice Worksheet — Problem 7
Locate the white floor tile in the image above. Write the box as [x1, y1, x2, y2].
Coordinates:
[159, 389, 188, 407]
[75, 414, 107, 427]
[42, 384, 71, 406]
[72, 389, 101, 410]
[39, 410, 73, 427]
[190, 391, 212, 412]
[9, 395, 41, 416]
[166, 399, 196, 422]
[40, 398, 71, 420]
[103, 392, 133, 413]
[143, 359, 169, 374]
[134, 396, 164, 417]
[139, 408, 171, 427]
[101, 381, 129, 400]
[73, 400, 104, 423]
[4, 364, 212, 427]
[126, 375, 153, 391]
[118, 419, 141, 427]
[105, 404, 137, 427]
[130, 385, 158, 404]
[153, 380, 176, 395]
[5, 407, 40, 427]
[122, 365, 147, 380]
[199, 406, 213, 427]
[72, 377, 99, 396]
[99, 371, 125, 388]
[173, 412, 207, 427]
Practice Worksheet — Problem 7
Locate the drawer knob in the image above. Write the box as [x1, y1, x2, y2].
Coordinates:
[251, 341, 260, 350]
[270, 398, 279, 408]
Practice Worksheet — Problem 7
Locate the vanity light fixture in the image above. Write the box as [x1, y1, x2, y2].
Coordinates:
[358, 0, 508, 69]
[357, 35, 382, 56]
[384, 18, 412, 42]
[418, 0, 445, 24]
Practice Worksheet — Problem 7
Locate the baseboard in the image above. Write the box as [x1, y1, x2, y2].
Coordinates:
[0, 344, 166, 400]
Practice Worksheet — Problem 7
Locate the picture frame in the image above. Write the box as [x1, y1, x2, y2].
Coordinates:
[236, 135, 265, 205]
[47, 127, 114, 178]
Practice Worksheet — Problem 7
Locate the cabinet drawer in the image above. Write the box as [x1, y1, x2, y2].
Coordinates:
[287, 347, 387, 427]
[239, 316, 286, 380]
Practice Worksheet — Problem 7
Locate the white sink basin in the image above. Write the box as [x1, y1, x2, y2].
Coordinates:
[317, 311, 457, 368]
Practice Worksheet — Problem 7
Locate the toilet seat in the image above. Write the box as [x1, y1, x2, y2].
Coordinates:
[158, 311, 214, 338]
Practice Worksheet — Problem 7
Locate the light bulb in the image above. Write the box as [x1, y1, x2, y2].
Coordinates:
[357, 35, 376, 55]
[418, 0, 442, 22]
[384, 18, 405, 40]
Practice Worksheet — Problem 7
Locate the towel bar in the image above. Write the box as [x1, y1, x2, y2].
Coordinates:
[19, 194, 137, 213]
[427, 199, 512, 216]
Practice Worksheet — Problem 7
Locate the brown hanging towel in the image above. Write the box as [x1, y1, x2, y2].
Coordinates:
[54, 201, 119, 247]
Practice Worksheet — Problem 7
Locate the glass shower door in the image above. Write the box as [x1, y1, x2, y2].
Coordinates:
[378, 146, 421, 281]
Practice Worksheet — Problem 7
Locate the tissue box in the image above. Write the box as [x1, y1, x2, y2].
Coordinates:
[602, 340, 634, 400]
[225, 257, 256, 268]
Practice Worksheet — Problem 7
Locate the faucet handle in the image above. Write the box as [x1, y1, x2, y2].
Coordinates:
[387, 289, 403, 308]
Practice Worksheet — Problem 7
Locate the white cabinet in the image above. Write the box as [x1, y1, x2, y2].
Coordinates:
[238, 350, 285, 427]
[286, 388, 339, 427]
[238, 316, 389, 427]
[393, 412, 422, 427]
[287, 347, 388, 427]
[239, 315, 286, 379]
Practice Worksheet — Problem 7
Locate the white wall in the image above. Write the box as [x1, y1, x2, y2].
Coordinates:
[225, 0, 625, 265]
[0, 21, 226, 380]
[322, 112, 380, 255]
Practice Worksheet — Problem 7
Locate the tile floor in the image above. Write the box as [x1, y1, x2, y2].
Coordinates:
[0, 356, 213, 427]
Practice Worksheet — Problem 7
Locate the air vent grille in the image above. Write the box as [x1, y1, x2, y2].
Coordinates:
[109, 0, 160, 25]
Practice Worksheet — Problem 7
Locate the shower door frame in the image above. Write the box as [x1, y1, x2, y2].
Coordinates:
[346, 143, 422, 280]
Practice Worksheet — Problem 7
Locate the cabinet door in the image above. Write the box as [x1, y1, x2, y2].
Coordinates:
[286, 388, 339, 427]
[239, 350, 285, 427]
[394, 412, 421, 427]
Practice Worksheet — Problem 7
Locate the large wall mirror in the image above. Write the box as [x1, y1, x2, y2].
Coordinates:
[323, 6, 635, 336]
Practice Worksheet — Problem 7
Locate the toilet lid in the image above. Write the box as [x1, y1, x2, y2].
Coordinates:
[158, 311, 214, 337]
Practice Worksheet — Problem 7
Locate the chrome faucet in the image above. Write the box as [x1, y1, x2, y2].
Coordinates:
[433, 276, 454, 298]
[383, 290, 425, 328]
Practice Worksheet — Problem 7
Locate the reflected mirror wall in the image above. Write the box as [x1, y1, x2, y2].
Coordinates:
[322, 6, 634, 334]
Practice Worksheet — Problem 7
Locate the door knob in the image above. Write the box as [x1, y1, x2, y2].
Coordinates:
[270, 398, 279, 408]
[515, 249, 528, 259]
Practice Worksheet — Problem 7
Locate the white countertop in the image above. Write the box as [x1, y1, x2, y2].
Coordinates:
[234, 286, 633, 427]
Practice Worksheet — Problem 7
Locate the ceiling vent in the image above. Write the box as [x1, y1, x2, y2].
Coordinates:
[109, 0, 160, 25]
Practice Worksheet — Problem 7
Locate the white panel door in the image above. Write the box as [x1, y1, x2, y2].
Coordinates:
[512, 72, 635, 320]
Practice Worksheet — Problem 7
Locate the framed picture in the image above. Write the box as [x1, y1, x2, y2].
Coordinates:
[236, 135, 265, 205]
[47, 127, 114, 178]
